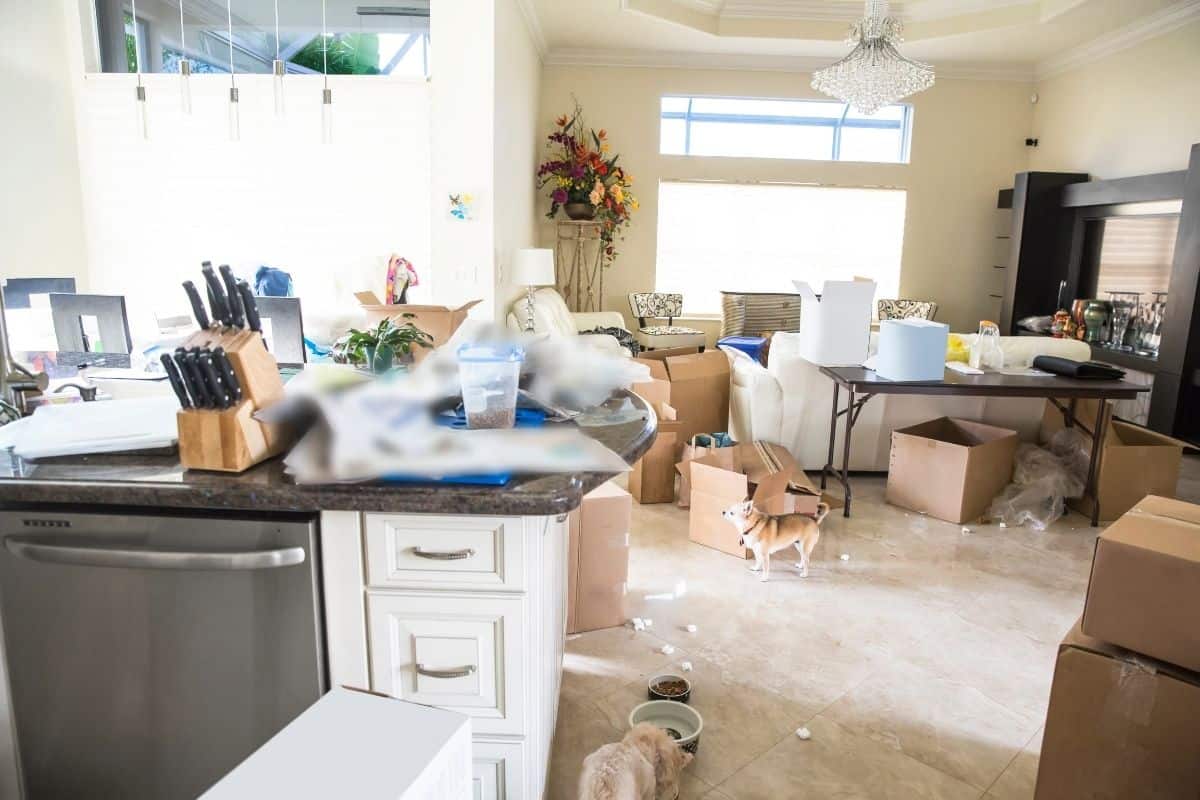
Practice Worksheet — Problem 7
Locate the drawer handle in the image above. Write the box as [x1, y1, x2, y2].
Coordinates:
[416, 663, 477, 679]
[411, 546, 476, 561]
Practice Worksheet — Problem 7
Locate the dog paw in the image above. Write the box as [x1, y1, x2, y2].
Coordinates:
[748, 564, 762, 572]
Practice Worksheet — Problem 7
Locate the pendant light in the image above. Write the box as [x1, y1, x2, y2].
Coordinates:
[177, 0, 191, 113]
[321, 0, 332, 144]
[226, 0, 239, 141]
[271, 0, 284, 115]
[131, 0, 148, 138]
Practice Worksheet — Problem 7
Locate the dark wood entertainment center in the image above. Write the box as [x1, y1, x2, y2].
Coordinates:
[999, 142, 1200, 446]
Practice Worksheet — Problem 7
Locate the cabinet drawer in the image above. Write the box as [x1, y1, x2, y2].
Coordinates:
[367, 593, 524, 736]
[472, 740, 525, 800]
[364, 514, 524, 591]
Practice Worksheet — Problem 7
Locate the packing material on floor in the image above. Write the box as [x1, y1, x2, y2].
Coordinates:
[567, 481, 632, 634]
[885, 417, 1018, 524]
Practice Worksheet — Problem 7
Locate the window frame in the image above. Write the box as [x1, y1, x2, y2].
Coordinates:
[660, 95, 913, 164]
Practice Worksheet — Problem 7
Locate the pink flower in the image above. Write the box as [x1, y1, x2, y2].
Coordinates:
[551, 188, 568, 204]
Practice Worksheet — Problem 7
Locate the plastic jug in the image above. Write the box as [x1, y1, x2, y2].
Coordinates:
[969, 320, 1004, 370]
[458, 343, 524, 429]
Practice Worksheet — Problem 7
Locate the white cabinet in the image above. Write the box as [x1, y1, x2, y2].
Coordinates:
[322, 511, 568, 800]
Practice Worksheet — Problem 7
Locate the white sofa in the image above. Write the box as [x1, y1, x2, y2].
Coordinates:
[505, 288, 632, 357]
[727, 332, 1091, 471]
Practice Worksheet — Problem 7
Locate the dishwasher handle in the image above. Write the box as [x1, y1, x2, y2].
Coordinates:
[4, 536, 306, 571]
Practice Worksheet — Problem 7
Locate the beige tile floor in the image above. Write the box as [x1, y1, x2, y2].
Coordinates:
[548, 455, 1200, 799]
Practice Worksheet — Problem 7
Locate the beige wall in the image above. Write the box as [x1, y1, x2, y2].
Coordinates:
[0, 0, 88, 285]
[1030, 21, 1200, 178]
[538, 66, 1035, 337]
[493, 0, 543, 320]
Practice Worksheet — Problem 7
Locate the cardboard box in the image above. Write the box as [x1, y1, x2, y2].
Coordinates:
[1041, 399, 1184, 522]
[886, 417, 1018, 524]
[628, 381, 682, 503]
[631, 350, 730, 446]
[1035, 622, 1200, 800]
[792, 279, 875, 366]
[683, 441, 824, 558]
[874, 319, 950, 382]
[355, 292, 480, 364]
[567, 481, 632, 634]
[1081, 495, 1200, 673]
[201, 687, 472, 799]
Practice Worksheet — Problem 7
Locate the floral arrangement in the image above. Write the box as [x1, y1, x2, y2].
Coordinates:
[537, 103, 638, 261]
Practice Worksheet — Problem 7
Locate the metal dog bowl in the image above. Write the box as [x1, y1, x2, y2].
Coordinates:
[629, 700, 703, 754]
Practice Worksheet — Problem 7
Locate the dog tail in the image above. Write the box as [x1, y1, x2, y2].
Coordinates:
[814, 502, 830, 524]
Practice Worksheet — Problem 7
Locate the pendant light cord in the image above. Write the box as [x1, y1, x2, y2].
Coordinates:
[321, 0, 328, 88]
[131, 0, 142, 86]
[226, 0, 235, 87]
[178, 0, 186, 53]
[273, 0, 280, 60]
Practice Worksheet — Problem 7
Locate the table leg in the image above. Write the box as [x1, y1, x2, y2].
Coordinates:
[841, 387, 855, 517]
[821, 382, 839, 492]
[1085, 399, 1108, 527]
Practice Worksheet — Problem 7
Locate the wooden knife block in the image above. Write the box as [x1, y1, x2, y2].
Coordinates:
[176, 328, 290, 473]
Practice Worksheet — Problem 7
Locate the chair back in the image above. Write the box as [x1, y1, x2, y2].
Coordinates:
[3, 278, 77, 310]
[628, 292, 683, 326]
[49, 293, 132, 354]
[877, 299, 937, 321]
[256, 297, 306, 366]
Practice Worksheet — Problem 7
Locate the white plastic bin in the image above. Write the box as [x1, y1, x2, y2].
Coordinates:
[458, 343, 524, 429]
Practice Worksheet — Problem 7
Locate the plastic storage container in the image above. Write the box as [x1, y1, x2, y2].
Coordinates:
[716, 335, 768, 363]
[458, 343, 524, 429]
[969, 320, 1005, 371]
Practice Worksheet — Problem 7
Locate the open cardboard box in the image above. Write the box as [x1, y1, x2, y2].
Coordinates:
[628, 374, 683, 503]
[682, 441, 831, 558]
[631, 350, 730, 446]
[1040, 399, 1185, 522]
[355, 292, 480, 364]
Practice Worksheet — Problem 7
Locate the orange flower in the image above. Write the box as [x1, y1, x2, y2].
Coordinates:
[555, 114, 568, 127]
[597, 128, 607, 139]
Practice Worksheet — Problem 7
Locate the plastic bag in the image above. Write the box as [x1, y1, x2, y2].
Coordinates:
[988, 437, 1087, 531]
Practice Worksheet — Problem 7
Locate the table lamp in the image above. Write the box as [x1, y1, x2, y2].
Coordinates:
[511, 249, 556, 332]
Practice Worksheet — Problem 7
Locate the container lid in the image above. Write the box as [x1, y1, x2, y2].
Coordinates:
[457, 343, 525, 363]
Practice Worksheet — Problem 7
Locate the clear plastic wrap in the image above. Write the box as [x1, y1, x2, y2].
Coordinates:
[989, 433, 1088, 531]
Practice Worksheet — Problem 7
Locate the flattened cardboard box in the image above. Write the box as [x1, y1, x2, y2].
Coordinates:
[682, 441, 826, 558]
[1082, 495, 1200, 673]
[886, 417, 1018, 524]
[1035, 621, 1200, 800]
[1040, 399, 1184, 522]
[355, 292, 480, 364]
[567, 481, 631, 634]
[631, 350, 730, 445]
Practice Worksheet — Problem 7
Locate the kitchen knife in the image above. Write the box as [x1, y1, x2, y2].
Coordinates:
[195, 348, 229, 409]
[160, 353, 192, 409]
[218, 265, 245, 329]
[236, 279, 264, 336]
[201, 264, 232, 327]
[181, 280, 211, 330]
[176, 348, 213, 408]
[211, 347, 242, 404]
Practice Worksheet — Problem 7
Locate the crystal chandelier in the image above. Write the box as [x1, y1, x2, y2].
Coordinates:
[811, 0, 934, 115]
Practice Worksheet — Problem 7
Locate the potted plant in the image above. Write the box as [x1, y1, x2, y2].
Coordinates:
[537, 102, 638, 262]
[333, 315, 433, 373]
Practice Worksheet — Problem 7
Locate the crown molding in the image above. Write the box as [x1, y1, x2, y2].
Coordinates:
[544, 47, 1036, 81]
[719, 1, 874, 21]
[1035, 0, 1200, 78]
[514, 0, 548, 58]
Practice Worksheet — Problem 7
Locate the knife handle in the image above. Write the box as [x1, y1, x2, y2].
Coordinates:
[236, 279, 263, 336]
[160, 353, 192, 409]
[195, 348, 230, 409]
[212, 347, 243, 403]
[219, 265, 245, 328]
[182, 281, 211, 330]
[176, 348, 213, 408]
[201, 264, 231, 327]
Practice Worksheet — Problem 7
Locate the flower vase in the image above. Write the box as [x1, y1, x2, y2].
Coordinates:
[564, 202, 596, 221]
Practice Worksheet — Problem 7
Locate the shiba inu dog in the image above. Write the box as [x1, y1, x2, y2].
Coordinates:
[721, 500, 829, 582]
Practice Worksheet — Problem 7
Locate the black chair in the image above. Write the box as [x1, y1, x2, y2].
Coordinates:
[255, 297, 306, 367]
[49, 293, 133, 354]
[3, 277, 77, 309]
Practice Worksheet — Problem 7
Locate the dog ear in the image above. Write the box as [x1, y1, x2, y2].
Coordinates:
[741, 500, 755, 514]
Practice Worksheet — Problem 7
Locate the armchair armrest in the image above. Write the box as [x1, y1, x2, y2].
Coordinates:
[571, 311, 629, 333]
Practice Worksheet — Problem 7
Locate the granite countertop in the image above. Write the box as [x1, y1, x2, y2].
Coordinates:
[0, 392, 657, 517]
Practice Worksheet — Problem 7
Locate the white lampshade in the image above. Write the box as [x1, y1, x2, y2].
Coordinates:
[511, 248, 556, 287]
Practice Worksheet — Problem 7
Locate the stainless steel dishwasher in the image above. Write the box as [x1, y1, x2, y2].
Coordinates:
[0, 508, 326, 799]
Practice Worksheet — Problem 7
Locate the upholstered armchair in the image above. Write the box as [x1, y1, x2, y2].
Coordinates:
[877, 299, 939, 321]
[627, 292, 706, 351]
[505, 288, 633, 357]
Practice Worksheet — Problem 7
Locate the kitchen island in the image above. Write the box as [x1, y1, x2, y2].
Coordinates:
[0, 393, 656, 800]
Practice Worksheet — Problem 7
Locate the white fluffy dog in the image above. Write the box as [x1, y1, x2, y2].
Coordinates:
[578, 723, 694, 800]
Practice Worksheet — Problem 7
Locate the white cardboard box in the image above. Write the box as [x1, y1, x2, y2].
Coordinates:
[875, 319, 950, 381]
[793, 279, 875, 366]
[201, 688, 472, 800]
